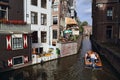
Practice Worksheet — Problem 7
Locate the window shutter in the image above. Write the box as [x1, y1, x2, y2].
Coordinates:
[23, 34, 28, 48]
[8, 58, 13, 67]
[6, 35, 12, 50]
[24, 56, 28, 63]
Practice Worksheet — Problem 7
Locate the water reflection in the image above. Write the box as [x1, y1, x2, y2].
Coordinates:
[81, 36, 92, 57]
[0, 36, 119, 80]
[0, 54, 78, 80]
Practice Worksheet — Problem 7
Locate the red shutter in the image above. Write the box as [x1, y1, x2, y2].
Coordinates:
[23, 34, 28, 48]
[24, 56, 28, 63]
[6, 35, 12, 50]
[8, 58, 13, 67]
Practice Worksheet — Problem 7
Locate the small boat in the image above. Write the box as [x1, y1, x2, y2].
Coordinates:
[84, 50, 102, 69]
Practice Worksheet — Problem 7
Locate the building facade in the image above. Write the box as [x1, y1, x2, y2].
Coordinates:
[0, 0, 8, 20]
[0, 0, 32, 71]
[8, 0, 52, 54]
[92, 0, 120, 43]
[0, 0, 79, 66]
[51, 0, 77, 46]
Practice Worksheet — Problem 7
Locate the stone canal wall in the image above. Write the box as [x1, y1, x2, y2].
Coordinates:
[57, 35, 83, 57]
[91, 39, 120, 74]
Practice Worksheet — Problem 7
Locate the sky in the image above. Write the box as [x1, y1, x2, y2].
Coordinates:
[76, 0, 92, 25]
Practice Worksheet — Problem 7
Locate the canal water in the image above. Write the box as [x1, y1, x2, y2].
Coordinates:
[0, 36, 119, 80]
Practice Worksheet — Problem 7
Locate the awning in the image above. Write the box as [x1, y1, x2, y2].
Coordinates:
[64, 30, 72, 33]
[65, 17, 77, 25]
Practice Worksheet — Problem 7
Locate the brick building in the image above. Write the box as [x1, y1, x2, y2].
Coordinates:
[51, 0, 77, 46]
[92, 0, 120, 43]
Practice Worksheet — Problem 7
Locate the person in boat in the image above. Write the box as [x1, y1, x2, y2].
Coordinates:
[90, 52, 97, 67]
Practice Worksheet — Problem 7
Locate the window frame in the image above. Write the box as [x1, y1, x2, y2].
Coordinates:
[32, 31, 38, 43]
[12, 34, 23, 50]
[53, 5, 58, 11]
[41, 31, 47, 43]
[53, 30, 57, 39]
[41, 0, 47, 9]
[0, 6, 7, 19]
[31, 0, 38, 6]
[31, 11, 38, 24]
[106, 26, 113, 39]
[41, 13, 47, 25]
[13, 56, 24, 66]
[53, 16, 58, 24]
[107, 7, 113, 20]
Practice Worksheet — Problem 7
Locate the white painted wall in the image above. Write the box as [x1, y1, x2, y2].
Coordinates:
[24, 0, 52, 52]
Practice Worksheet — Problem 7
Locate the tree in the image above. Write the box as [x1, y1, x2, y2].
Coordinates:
[76, 17, 89, 34]
[80, 21, 88, 27]
[76, 18, 83, 33]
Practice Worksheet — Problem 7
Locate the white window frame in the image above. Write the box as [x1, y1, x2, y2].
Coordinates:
[107, 9, 113, 17]
[41, 13, 47, 25]
[13, 56, 24, 66]
[31, 12, 38, 24]
[53, 5, 58, 11]
[12, 34, 23, 50]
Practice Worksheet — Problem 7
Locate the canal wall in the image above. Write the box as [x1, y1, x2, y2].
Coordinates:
[32, 35, 83, 64]
[0, 35, 83, 73]
[91, 39, 120, 74]
[56, 35, 83, 57]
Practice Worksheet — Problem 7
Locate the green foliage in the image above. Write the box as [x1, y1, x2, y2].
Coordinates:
[80, 21, 88, 27]
[77, 19, 89, 33]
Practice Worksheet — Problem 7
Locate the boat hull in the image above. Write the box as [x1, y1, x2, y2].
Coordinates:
[84, 51, 102, 69]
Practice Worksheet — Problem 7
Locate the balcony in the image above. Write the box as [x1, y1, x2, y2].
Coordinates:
[0, 23, 31, 33]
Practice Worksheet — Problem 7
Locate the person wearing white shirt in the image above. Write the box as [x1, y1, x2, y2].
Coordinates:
[90, 52, 97, 68]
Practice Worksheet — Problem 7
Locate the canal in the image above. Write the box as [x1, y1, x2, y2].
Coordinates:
[0, 36, 119, 80]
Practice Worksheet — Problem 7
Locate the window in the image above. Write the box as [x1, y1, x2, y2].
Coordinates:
[12, 34, 23, 49]
[41, 13, 47, 25]
[12, 38, 23, 49]
[0, 11, 6, 19]
[53, 5, 58, 11]
[39, 47, 43, 54]
[53, 16, 58, 24]
[0, 6, 7, 19]
[31, 0, 37, 6]
[41, 0, 47, 8]
[53, 30, 57, 39]
[35, 47, 43, 54]
[41, 31, 47, 43]
[107, 7, 113, 20]
[13, 56, 23, 65]
[32, 31, 38, 43]
[106, 26, 112, 39]
[31, 12, 38, 24]
[71, 10, 74, 17]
